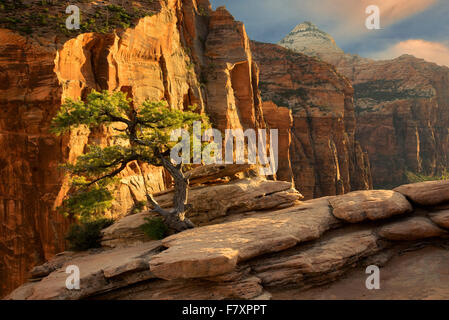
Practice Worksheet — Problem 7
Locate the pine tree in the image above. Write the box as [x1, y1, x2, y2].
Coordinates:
[51, 90, 210, 232]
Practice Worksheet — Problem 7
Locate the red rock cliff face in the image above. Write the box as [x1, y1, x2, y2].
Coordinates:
[261, 101, 294, 183]
[277, 23, 449, 189]
[340, 56, 449, 189]
[251, 41, 372, 199]
[0, 0, 270, 297]
[202, 7, 265, 131]
[0, 30, 66, 298]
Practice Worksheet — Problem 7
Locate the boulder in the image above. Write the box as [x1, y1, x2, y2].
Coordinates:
[329, 190, 412, 223]
[378, 217, 447, 241]
[101, 211, 155, 248]
[429, 210, 449, 229]
[394, 180, 449, 206]
[102, 178, 303, 247]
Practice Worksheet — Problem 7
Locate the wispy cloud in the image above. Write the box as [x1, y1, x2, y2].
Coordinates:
[211, 0, 442, 48]
[369, 39, 449, 67]
[299, 0, 438, 42]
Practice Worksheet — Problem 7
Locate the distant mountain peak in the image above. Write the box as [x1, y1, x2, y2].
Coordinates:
[291, 21, 321, 33]
[278, 21, 344, 58]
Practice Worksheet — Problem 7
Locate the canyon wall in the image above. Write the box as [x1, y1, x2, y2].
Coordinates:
[340, 56, 449, 189]
[279, 21, 449, 189]
[251, 41, 372, 199]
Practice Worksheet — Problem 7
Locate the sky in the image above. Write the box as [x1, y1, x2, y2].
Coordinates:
[210, 0, 449, 67]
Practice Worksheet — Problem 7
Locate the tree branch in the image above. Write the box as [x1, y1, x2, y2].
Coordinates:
[85, 155, 137, 187]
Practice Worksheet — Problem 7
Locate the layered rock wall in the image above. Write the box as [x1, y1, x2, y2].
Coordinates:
[346, 56, 449, 189]
[278, 21, 449, 189]
[251, 41, 372, 199]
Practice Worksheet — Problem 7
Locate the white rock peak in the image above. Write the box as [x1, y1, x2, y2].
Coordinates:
[278, 21, 344, 58]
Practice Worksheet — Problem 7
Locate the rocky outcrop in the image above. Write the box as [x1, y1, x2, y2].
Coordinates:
[101, 165, 303, 248]
[7, 241, 163, 300]
[429, 210, 449, 229]
[272, 246, 449, 300]
[279, 22, 449, 189]
[251, 229, 381, 289]
[378, 217, 447, 241]
[329, 190, 412, 223]
[251, 41, 372, 199]
[7, 179, 449, 300]
[394, 179, 449, 206]
[149, 197, 337, 280]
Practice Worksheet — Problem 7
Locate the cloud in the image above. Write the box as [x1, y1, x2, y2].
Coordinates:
[211, 0, 444, 53]
[363, 0, 437, 26]
[300, 0, 438, 41]
[369, 39, 449, 67]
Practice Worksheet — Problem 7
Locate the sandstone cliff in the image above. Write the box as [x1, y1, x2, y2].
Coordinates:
[279, 22, 449, 189]
[347, 56, 449, 189]
[0, 0, 269, 297]
[251, 41, 372, 199]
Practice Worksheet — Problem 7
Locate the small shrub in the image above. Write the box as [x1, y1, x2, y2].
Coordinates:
[65, 218, 114, 251]
[405, 170, 449, 183]
[129, 200, 146, 215]
[198, 7, 209, 16]
[140, 217, 168, 240]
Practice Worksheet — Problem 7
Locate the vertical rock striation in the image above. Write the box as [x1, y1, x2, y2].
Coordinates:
[251, 41, 372, 199]
[203, 6, 265, 131]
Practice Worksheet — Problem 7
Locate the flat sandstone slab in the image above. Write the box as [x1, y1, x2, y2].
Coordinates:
[7, 241, 162, 300]
[149, 198, 339, 280]
[155, 178, 303, 224]
[394, 180, 449, 206]
[329, 190, 412, 223]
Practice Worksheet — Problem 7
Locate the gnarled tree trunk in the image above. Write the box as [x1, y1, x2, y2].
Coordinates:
[145, 156, 195, 232]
